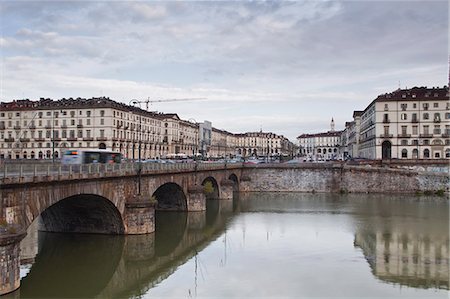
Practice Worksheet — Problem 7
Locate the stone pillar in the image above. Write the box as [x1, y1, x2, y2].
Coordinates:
[124, 200, 155, 235]
[187, 185, 206, 211]
[219, 180, 234, 200]
[0, 232, 26, 296]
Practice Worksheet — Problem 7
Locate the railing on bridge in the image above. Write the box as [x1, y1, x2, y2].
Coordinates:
[0, 161, 243, 181]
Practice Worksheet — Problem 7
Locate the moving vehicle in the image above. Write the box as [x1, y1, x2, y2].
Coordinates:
[62, 150, 122, 164]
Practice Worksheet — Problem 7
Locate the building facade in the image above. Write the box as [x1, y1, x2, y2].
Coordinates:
[234, 131, 293, 159]
[0, 97, 295, 160]
[357, 86, 449, 160]
[297, 119, 342, 160]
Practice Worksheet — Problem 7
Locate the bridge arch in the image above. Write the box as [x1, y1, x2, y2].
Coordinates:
[39, 194, 125, 234]
[153, 182, 187, 211]
[202, 176, 219, 199]
[228, 173, 240, 192]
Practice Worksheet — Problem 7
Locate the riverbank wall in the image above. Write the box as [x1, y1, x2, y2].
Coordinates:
[240, 164, 449, 194]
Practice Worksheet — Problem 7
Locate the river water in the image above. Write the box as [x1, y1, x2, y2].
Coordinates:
[15, 193, 449, 298]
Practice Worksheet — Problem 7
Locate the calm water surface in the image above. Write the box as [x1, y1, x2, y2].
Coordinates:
[15, 193, 449, 298]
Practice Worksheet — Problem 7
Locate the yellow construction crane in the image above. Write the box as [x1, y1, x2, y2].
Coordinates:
[130, 97, 206, 111]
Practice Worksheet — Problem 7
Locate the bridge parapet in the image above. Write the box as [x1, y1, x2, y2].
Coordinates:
[0, 162, 243, 184]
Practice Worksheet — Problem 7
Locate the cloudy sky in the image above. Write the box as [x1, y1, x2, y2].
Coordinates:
[0, 0, 448, 140]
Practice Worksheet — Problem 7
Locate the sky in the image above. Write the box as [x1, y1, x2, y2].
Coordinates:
[0, 0, 448, 141]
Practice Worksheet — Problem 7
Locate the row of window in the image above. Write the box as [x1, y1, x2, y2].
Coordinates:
[0, 110, 105, 118]
[389, 101, 448, 111]
[384, 112, 449, 121]
[400, 148, 450, 159]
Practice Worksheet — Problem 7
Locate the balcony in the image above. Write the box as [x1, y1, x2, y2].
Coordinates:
[419, 133, 432, 138]
[411, 118, 419, 123]
[96, 137, 107, 141]
[442, 133, 450, 138]
[116, 124, 122, 129]
[19, 138, 30, 142]
[382, 119, 390, 124]
[83, 137, 94, 141]
[77, 124, 83, 128]
[13, 125, 21, 130]
[67, 137, 77, 141]
[379, 134, 393, 138]
[433, 118, 441, 123]
[29, 125, 36, 130]
[398, 134, 411, 138]
[44, 125, 52, 129]
[34, 138, 45, 142]
[53, 138, 61, 141]
[0, 124, 5, 130]
[5, 138, 14, 142]
[61, 124, 67, 128]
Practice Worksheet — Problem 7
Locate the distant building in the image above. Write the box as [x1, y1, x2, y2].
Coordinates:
[0, 97, 296, 160]
[297, 119, 342, 160]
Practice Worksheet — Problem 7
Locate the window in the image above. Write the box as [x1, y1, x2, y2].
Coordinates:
[423, 140, 430, 145]
[100, 119, 104, 125]
[423, 125, 429, 134]
[401, 149, 407, 158]
[434, 103, 439, 108]
[78, 130, 83, 138]
[401, 103, 407, 111]
[413, 103, 417, 108]
[434, 125, 441, 134]
[401, 140, 408, 146]
[412, 139, 418, 146]
[87, 111, 91, 117]
[401, 113, 407, 120]
[70, 111, 75, 117]
[401, 126, 407, 135]
[87, 119, 91, 125]
[384, 126, 389, 135]
[100, 110, 105, 117]
[423, 113, 429, 120]
[435, 152, 440, 158]
[424, 149, 430, 158]
[446, 149, 450, 158]
[71, 119, 75, 126]
[446, 113, 450, 119]
[46, 112, 51, 116]
[383, 114, 389, 122]
[423, 103, 429, 110]
[412, 113, 418, 122]
[412, 126, 418, 135]
[434, 113, 441, 121]
[62, 130, 67, 138]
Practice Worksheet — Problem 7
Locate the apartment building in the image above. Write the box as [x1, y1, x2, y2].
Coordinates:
[358, 86, 449, 159]
[297, 119, 342, 160]
[0, 97, 295, 160]
[235, 131, 293, 158]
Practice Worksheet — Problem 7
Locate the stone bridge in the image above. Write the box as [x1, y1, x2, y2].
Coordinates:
[0, 162, 242, 295]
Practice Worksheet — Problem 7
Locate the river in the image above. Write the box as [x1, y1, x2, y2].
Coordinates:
[14, 193, 449, 298]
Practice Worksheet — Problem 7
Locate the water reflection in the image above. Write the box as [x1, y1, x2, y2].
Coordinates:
[13, 193, 449, 298]
[353, 196, 449, 289]
[14, 200, 234, 298]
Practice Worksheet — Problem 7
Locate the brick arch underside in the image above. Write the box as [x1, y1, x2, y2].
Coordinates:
[201, 176, 219, 199]
[228, 173, 239, 192]
[39, 194, 125, 234]
[153, 183, 187, 211]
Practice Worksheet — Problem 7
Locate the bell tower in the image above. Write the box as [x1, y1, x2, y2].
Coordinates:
[330, 118, 335, 132]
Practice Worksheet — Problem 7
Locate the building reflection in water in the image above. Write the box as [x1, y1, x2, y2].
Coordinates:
[353, 197, 449, 290]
